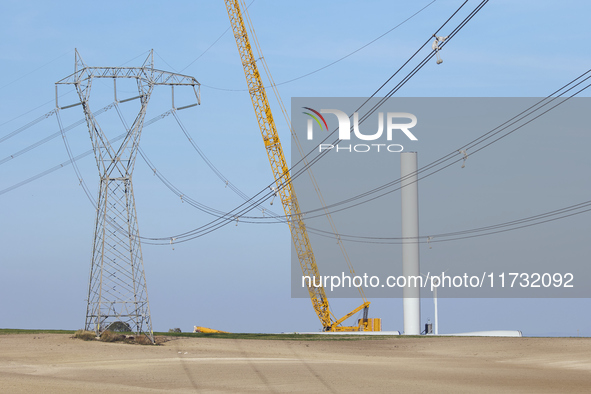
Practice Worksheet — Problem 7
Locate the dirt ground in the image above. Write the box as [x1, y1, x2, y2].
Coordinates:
[0, 334, 590, 393]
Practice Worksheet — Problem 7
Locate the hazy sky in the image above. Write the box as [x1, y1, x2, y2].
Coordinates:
[1, 0, 590, 336]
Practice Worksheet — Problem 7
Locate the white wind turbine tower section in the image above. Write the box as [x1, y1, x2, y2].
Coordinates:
[399, 153, 521, 337]
[432, 275, 441, 335]
[401, 152, 421, 335]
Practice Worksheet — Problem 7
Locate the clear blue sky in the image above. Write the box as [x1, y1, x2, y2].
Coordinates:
[0, 0, 589, 336]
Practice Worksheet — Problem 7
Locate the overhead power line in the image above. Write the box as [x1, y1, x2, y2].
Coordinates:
[0, 50, 73, 91]
[0, 106, 172, 196]
[0, 110, 56, 144]
[198, 0, 438, 91]
[136, 0, 590, 244]
[135, 0, 488, 243]
[0, 103, 115, 166]
[300, 71, 591, 219]
[310, 200, 591, 244]
[4, 0, 588, 249]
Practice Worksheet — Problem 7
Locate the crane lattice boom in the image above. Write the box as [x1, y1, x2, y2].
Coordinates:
[224, 0, 380, 331]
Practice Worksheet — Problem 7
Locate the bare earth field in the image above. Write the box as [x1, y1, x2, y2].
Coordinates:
[0, 334, 590, 393]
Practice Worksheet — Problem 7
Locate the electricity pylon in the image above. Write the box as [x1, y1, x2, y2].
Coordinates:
[56, 50, 200, 342]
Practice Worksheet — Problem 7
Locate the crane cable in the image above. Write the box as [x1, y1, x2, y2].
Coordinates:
[240, 0, 367, 301]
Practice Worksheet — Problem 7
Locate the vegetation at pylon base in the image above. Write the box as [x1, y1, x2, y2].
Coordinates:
[100, 330, 126, 342]
[74, 330, 96, 341]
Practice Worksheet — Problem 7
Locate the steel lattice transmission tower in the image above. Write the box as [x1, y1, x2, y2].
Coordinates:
[56, 50, 200, 342]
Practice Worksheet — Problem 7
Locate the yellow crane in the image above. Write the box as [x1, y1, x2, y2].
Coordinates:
[224, 0, 381, 332]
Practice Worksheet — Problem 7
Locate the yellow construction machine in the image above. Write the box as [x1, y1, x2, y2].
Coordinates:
[224, 0, 381, 332]
[193, 326, 229, 334]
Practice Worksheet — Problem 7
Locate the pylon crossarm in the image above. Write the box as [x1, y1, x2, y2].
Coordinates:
[56, 67, 200, 87]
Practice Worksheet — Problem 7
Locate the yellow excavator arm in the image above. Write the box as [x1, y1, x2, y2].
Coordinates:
[224, 0, 379, 332]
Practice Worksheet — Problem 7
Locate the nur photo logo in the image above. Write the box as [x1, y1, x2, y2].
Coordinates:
[302, 106, 418, 153]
